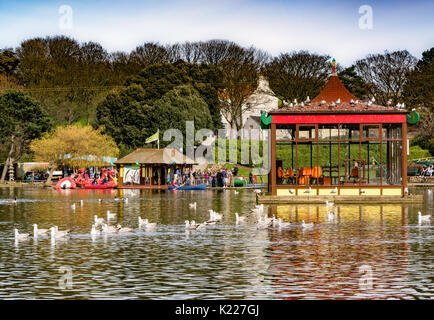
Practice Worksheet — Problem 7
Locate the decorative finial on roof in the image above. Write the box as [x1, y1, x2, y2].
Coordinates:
[332, 58, 336, 74]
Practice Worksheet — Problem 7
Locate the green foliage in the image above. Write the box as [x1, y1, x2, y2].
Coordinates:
[97, 84, 213, 150]
[411, 135, 434, 156]
[0, 49, 19, 77]
[15, 36, 127, 125]
[154, 85, 213, 147]
[127, 62, 223, 128]
[97, 62, 223, 150]
[213, 139, 266, 167]
[408, 145, 431, 161]
[338, 66, 369, 100]
[403, 47, 434, 112]
[96, 84, 154, 148]
[0, 90, 52, 145]
[0, 90, 52, 178]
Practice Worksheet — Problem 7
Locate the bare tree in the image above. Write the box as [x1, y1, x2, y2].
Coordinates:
[355, 50, 417, 105]
[130, 42, 169, 67]
[199, 39, 234, 66]
[218, 45, 268, 135]
[180, 41, 203, 63]
[165, 43, 182, 63]
[263, 51, 331, 102]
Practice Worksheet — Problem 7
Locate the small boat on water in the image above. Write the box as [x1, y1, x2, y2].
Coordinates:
[83, 169, 117, 189]
[55, 168, 118, 189]
[83, 183, 116, 189]
[54, 178, 77, 190]
[168, 184, 207, 191]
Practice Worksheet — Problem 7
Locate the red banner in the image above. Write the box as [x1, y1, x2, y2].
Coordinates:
[272, 114, 406, 124]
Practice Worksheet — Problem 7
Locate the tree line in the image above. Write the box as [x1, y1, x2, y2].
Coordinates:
[0, 36, 433, 176]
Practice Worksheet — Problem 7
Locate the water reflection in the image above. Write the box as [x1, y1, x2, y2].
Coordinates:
[0, 187, 432, 299]
[268, 205, 417, 299]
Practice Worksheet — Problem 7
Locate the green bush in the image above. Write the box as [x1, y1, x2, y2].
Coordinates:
[408, 145, 431, 160]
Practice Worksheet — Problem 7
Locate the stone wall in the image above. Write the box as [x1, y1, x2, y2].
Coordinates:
[408, 176, 434, 184]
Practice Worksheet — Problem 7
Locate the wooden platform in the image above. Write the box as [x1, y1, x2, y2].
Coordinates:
[208, 186, 265, 190]
[257, 194, 424, 204]
[117, 185, 169, 189]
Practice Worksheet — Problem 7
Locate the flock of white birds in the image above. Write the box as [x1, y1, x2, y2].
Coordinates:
[9, 189, 432, 243]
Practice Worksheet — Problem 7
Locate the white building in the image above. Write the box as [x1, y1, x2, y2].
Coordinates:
[220, 76, 279, 140]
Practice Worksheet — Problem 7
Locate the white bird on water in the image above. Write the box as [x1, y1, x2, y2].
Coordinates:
[50, 226, 69, 239]
[138, 216, 147, 227]
[116, 224, 133, 233]
[235, 212, 246, 224]
[195, 222, 207, 231]
[304, 187, 312, 194]
[301, 220, 314, 229]
[256, 216, 272, 230]
[107, 210, 116, 220]
[209, 210, 222, 221]
[90, 224, 101, 236]
[33, 224, 49, 237]
[234, 190, 239, 195]
[142, 219, 157, 231]
[254, 189, 262, 193]
[418, 211, 431, 224]
[185, 220, 199, 231]
[277, 218, 291, 228]
[102, 223, 117, 234]
[71, 203, 76, 210]
[94, 215, 105, 226]
[331, 187, 338, 194]
[14, 228, 30, 241]
[255, 204, 264, 213]
[189, 202, 197, 210]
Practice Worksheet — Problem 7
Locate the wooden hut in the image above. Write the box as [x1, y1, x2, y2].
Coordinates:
[114, 148, 195, 188]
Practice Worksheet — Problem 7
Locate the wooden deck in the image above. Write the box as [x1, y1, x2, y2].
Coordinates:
[117, 185, 169, 189]
[257, 194, 424, 204]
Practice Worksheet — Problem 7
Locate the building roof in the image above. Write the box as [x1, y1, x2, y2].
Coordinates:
[114, 148, 196, 165]
[269, 73, 408, 115]
[311, 74, 357, 104]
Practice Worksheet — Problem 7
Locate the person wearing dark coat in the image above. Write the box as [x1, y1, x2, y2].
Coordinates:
[217, 171, 223, 187]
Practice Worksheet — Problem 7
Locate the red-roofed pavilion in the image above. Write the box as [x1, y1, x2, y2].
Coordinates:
[265, 66, 409, 197]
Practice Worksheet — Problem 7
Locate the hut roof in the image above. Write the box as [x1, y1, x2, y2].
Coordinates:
[114, 148, 196, 165]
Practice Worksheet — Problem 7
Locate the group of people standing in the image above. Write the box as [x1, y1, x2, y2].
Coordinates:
[171, 166, 245, 187]
[421, 165, 434, 176]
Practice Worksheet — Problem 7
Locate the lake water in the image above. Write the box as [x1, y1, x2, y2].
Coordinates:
[0, 187, 432, 299]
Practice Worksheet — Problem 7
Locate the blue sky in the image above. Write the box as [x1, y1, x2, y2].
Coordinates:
[0, 0, 433, 65]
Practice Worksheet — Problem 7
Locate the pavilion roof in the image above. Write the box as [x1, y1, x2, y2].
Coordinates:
[114, 148, 196, 165]
[269, 73, 407, 115]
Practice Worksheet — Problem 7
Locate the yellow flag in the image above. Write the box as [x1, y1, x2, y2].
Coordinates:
[145, 130, 159, 144]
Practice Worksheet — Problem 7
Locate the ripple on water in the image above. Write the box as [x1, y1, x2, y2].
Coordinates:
[0, 188, 433, 299]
